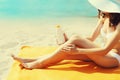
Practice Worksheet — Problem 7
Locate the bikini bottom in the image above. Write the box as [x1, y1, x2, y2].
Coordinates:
[107, 51, 120, 64]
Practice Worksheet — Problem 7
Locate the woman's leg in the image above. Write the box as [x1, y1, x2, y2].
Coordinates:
[12, 35, 118, 69]
[68, 35, 119, 68]
[11, 53, 91, 63]
[86, 53, 119, 68]
[11, 54, 39, 63]
[70, 36, 119, 67]
[12, 35, 98, 69]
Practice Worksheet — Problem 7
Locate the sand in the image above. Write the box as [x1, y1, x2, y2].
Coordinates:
[0, 16, 98, 80]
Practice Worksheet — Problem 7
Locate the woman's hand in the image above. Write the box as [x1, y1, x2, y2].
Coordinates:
[61, 44, 77, 54]
[100, 16, 105, 23]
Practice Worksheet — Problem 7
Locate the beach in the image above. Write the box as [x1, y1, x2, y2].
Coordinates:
[0, 17, 98, 80]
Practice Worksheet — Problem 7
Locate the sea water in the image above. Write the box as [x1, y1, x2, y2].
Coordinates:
[0, 0, 97, 18]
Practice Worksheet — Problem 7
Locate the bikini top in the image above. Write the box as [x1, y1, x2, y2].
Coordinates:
[100, 28, 113, 39]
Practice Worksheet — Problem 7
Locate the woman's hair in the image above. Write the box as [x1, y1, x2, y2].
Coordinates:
[98, 9, 120, 27]
[109, 13, 120, 27]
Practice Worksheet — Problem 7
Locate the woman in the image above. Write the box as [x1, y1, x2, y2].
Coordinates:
[12, 0, 120, 69]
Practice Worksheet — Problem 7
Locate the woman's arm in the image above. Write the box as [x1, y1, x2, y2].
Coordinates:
[87, 18, 104, 41]
[77, 23, 120, 55]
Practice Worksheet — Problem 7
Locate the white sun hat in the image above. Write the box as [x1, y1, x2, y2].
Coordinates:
[88, 0, 120, 13]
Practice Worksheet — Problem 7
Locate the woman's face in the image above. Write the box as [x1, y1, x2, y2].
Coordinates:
[100, 11, 109, 18]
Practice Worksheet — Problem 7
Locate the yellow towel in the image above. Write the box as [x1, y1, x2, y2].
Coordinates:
[7, 46, 120, 80]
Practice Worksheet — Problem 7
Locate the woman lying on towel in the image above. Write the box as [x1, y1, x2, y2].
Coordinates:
[12, 0, 120, 69]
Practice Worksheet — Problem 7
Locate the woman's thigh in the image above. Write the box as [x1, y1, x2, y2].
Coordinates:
[67, 35, 119, 67]
[65, 54, 92, 61]
[68, 35, 99, 48]
[87, 53, 119, 68]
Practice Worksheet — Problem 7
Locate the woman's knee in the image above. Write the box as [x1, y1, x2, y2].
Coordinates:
[69, 35, 83, 43]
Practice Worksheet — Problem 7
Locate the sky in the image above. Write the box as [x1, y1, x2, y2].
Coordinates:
[0, 0, 97, 18]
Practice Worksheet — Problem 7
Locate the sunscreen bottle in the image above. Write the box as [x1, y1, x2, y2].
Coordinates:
[56, 25, 66, 45]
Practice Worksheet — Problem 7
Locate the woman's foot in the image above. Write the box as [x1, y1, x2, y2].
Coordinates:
[20, 60, 44, 69]
[11, 54, 37, 63]
[11, 54, 44, 69]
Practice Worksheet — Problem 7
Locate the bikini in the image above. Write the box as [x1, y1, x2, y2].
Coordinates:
[100, 28, 120, 63]
[100, 28, 113, 40]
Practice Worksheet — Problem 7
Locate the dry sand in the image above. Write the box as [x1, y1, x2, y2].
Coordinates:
[0, 16, 99, 80]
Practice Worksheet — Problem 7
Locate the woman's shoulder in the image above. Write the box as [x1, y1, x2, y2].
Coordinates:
[116, 23, 120, 30]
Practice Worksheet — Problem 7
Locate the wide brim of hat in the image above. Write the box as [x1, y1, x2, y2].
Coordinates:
[88, 0, 120, 13]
